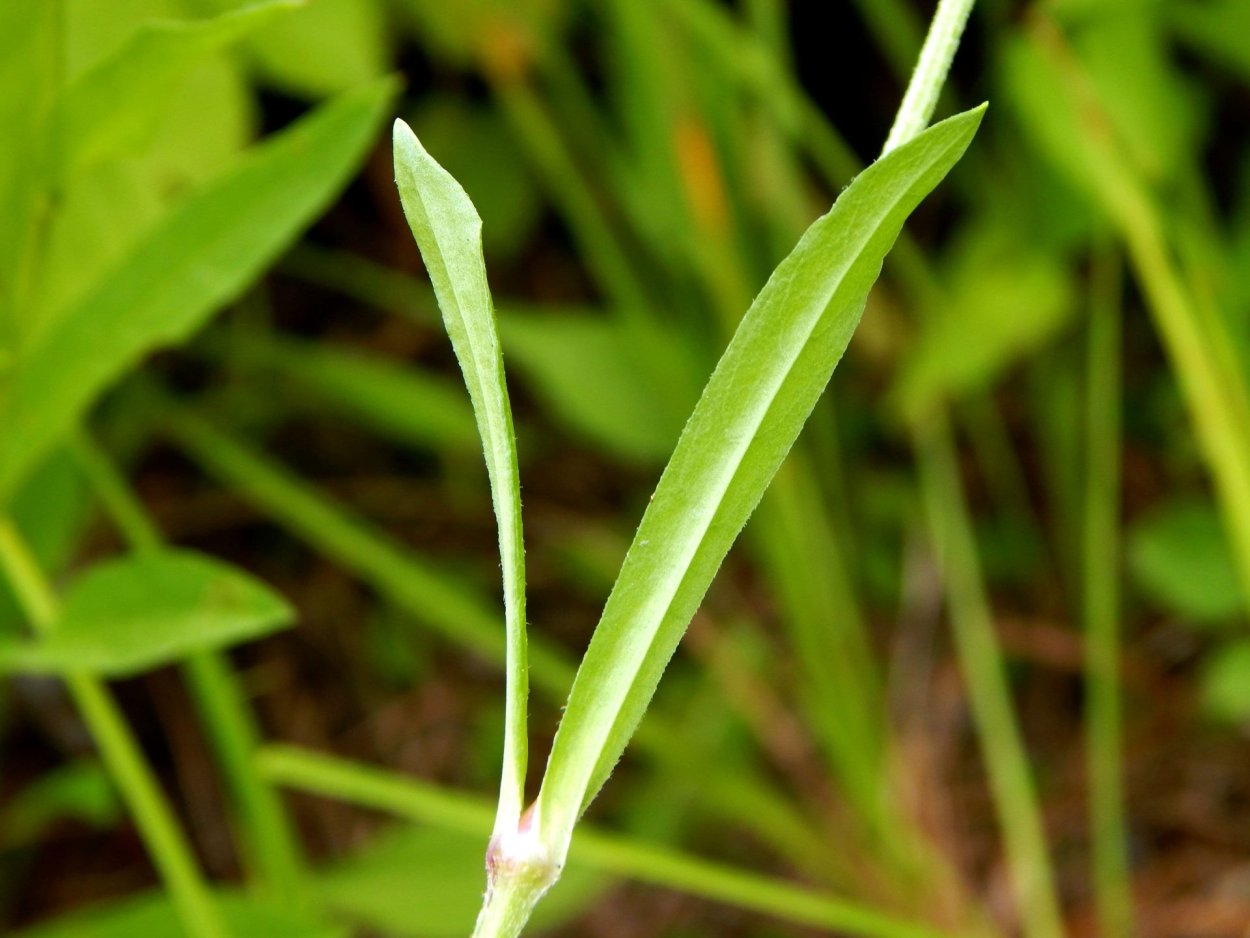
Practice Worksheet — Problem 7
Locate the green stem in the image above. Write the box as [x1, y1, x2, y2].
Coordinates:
[1082, 248, 1133, 937]
[913, 418, 1065, 938]
[0, 518, 228, 938]
[257, 745, 965, 938]
[69, 433, 306, 905]
[881, 0, 977, 156]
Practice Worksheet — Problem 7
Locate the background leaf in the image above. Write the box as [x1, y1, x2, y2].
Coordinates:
[51, 0, 295, 184]
[891, 214, 1076, 418]
[1128, 498, 1245, 625]
[499, 310, 685, 464]
[0, 77, 396, 505]
[0, 550, 293, 676]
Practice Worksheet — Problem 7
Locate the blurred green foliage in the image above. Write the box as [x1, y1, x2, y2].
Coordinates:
[1, 0, 1249, 936]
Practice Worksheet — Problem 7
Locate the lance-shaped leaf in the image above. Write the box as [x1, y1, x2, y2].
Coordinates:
[536, 105, 986, 857]
[0, 551, 292, 677]
[393, 120, 529, 828]
[0, 77, 395, 505]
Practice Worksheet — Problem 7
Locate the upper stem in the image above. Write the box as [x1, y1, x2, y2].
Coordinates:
[881, 0, 977, 155]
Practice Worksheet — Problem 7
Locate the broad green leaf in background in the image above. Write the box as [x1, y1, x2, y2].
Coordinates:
[141, 54, 255, 187]
[11, 891, 345, 938]
[214, 0, 391, 97]
[500, 310, 685, 464]
[318, 826, 604, 937]
[63, 0, 180, 76]
[1201, 639, 1250, 723]
[1071, 11, 1205, 185]
[29, 163, 167, 346]
[1128, 499, 1245, 625]
[31, 3, 263, 341]
[0, 77, 396, 506]
[0, 762, 120, 849]
[51, 0, 296, 184]
[0, 550, 293, 677]
[0, 0, 58, 343]
[890, 215, 1075, 419]
[394, 119, 530, 828]
[536, 105, 985, 859]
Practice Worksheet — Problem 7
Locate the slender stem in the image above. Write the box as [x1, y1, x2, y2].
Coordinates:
[913, 418, 1065, 938]
[0, 518, 228, 938]
[257, 745, 965, 938]
[69, 433, 307, 904]
[1082, 248, 1133, 937]
[881, 0, 977, 156]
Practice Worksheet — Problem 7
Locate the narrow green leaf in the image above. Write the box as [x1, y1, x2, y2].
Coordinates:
[51, 0, 297, 183]
[0, 77, 396, 505]
[0, 550, 293, 676]
[536, 105, 985, 854]
[393, 119, 529, 827]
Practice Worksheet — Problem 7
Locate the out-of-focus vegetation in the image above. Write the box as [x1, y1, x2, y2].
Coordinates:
[1, 1, 1249, 936]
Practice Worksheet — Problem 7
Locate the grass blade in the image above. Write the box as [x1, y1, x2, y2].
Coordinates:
[392, 120, 529, 830]
[914, 417, 1064, 938]
[536, 105, 985, 860]
[0, 550, 293, 677]
[1083, 246, 1133, 936]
